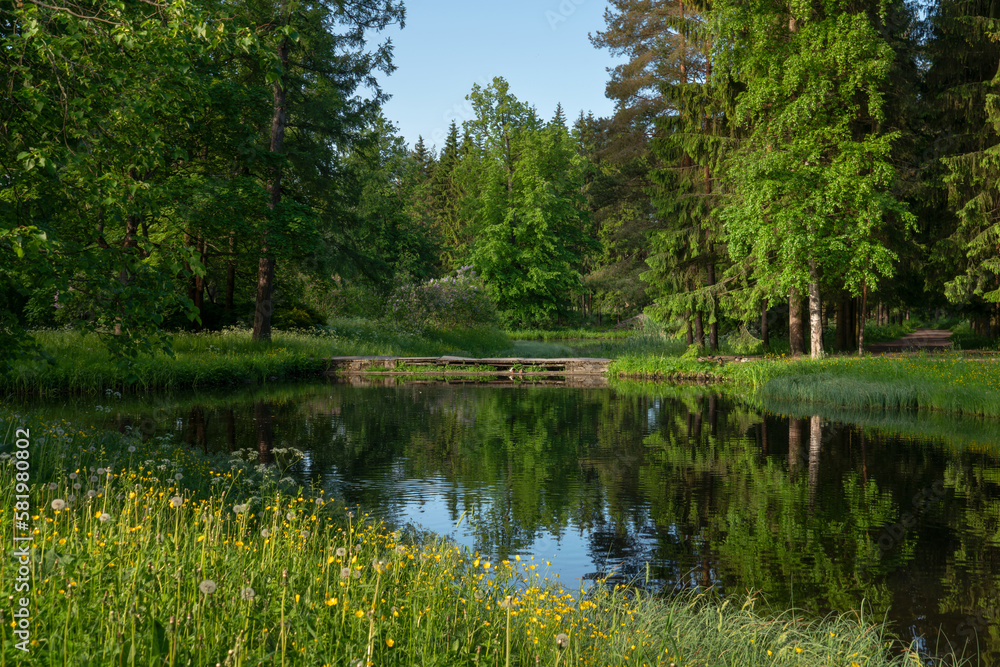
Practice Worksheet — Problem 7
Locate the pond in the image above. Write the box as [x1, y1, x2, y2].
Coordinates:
[19, 379, 1000, 664]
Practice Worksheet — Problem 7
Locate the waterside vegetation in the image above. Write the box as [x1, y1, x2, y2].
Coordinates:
[0, 412, 934, 666]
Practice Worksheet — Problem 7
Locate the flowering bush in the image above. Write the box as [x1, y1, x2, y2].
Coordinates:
[387, 266, 498, 330]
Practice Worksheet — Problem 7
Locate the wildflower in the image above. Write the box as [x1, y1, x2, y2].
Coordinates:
[261, 528, 271, 538]
[51, 499, 66, 511]
[556, 633, 570, 649]
[174, 473, 183, 481]
[386, 638, 395, 647]
[128, 446, 136, 453]
[87, 490, 97, 498]
[340, 567, 352, 579]
[199, 580, 217, 595]
[48, 483, 59, 491]
[336, 547, 347, 558]
[99, 513, 111, 523]
[170, 497, 183, 508]
[234, 504, 248, 514]
[69, 473, 78, 480]
[241, 587, 255, 601]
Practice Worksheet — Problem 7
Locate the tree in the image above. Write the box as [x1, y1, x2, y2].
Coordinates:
[1, 0, 254, 367]
[589, 0, 711, 326]
[933, 1, 1000, 334]
[249, 0, 405, 341]
[460, 78, 595, 326]
[713, 0, 913, 359]
[643, 0, 729, 351]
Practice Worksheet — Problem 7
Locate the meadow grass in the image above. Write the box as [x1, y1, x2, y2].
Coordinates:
[719, 353, 1000, 418]
[0, 412, 937, 667]
[1, 321, 512, 394]
[503, 328, 631, 341]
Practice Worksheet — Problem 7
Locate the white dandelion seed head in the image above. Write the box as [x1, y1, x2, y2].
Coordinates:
[170, 497, 183, 508]
[335, 547, 346, 558]
[99, 513, 111, 522]
[556, 633, 570, 649]
[199, 580, 217, 595]
[340, 567, 351, 579]
[48, 483, 59, 491]
[51, 499, 66, 511]
[240, 587, 255, 601]
[69, 473, 78, 480]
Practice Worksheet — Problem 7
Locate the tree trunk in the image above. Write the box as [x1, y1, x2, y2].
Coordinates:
[788, 417, 805, 474]
[707, 261, 718, 351]
[255, 401, 274, 465]
[858, 280, 868, 355]
[225, 230, 236, 313]
[835, 295, 847, 351]
[808, 415, 821, 512]
[789, 288, 804, 357]
[686, 309, 694, 346]
[761, 302, 770, 351]
[694, 311, 705, 349]
[808, 257, 823, 359]
[253, 15, 290, 343]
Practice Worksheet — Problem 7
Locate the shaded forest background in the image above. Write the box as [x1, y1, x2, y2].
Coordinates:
[4, 0, 1000, 364]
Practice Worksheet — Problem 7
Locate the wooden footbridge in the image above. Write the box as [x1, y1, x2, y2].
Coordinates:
[325, 356, 613, 378]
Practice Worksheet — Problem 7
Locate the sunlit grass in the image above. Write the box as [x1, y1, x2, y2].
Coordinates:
[0, 411, 936, 666]
[1, 322, 512, 394]
[724, 353, 1000, 417]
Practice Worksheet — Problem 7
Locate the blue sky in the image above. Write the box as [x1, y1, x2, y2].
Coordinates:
[376, 0, 625, 151]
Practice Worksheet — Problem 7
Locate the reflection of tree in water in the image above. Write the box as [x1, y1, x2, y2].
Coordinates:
[143, 380, 1000, 663]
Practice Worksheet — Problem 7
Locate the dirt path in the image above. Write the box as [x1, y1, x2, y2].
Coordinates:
[864, 328, 953, 353]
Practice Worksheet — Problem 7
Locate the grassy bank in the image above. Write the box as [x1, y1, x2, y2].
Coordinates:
[610, 351, 1000, 419]
[0, 412, 932, 666]
[1, 321, 511, 394]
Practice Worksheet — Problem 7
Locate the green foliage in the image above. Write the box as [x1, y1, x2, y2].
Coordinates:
[0, 325, 510, 394]
[712, 0, 914, 330]
[461, 78, 596, 327]
[729, 353, 1000, 417]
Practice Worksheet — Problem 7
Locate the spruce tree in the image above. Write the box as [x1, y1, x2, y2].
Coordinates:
[932, 1, 1000, 334]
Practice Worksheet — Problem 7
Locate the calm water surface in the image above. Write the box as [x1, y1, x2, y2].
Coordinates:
[23, 380, 1000, 663]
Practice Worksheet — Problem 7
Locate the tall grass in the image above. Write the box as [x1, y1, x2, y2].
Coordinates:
[1, 322, 513, 394]
[724, 354, 1000, 418]
[504, 328, 632, 341]
[0, 411, 935, 666]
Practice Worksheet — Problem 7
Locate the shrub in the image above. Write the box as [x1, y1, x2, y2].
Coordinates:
[387, 267, 497, 331]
